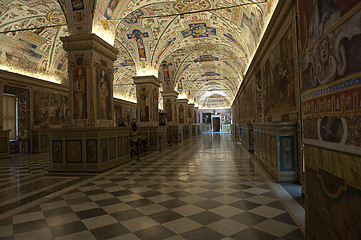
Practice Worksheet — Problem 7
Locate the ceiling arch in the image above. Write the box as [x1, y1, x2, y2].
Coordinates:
[0, 0, 279, 109]
[0, 1, 68, 83]
[106, 0, 278, 108]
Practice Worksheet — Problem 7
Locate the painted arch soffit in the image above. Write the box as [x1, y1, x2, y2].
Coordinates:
[0, 0, 68, 83]
[100, 0, 277, 106]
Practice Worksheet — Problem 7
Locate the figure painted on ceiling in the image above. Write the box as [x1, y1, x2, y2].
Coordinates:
[128, 30, 149, 62]
[163, 64, 170, 81]
[105, 0, 119, 19]
[178, 79, 183, 92]
[71, 0, 84, 11]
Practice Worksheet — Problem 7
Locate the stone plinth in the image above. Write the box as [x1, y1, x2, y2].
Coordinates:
[253, 122, 297, 182]
[31, 129, 49, 153]
[240, 123, 254, 151]
[167, 125, 183, 144]
[49, 127, 130, 173]
[137, 126, 168, 151]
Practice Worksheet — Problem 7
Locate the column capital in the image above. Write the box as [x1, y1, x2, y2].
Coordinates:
[176, 98, 189, 104]
[133, 75, 161, 87]
[161, 90, 179, 98]
[188, 103, 195, 108]
[61, 33, 119, 61]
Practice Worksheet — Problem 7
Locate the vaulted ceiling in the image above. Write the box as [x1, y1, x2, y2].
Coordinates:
[0, 0, 278, 108]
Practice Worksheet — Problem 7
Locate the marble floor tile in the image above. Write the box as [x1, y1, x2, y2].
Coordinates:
[0, 134, 304, 239]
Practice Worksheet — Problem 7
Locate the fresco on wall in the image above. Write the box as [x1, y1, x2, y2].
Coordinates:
[114, 105, 122, 126]
[298, 0, 361, 51]
[73, 64, 87, 120]
[301, 8, 361, 91]
[301, 6, 361, 149]
[153, 87, 159, 122]
[256, 70, 263, 120]
[262, 24, 296, 117]
[96, 64, 112, 120]
[164, 99, 172, 123]
[139, 87, 149, 122]
[179, 104, 184, 124]
[306, 166, 361, 240]
[298, 2, 361, 239]
[33, 90, 69, 127]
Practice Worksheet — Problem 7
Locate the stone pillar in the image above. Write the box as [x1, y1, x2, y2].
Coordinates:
[188, 103, 195, 136]
[133, 75, 167, 150]
[187, 103, 195, 124]
[162, 91, 182, 143]
[61, 33, 118, 127]
[133, 75, 161, 126]
[194, 107, 198, 125]
[177, 99, 189, 139]
[161, 90, 178, 125]
[194, 107, 200, 135]
[48, 34, 131, 173]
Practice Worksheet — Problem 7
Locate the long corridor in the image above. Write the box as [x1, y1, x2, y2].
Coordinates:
[0, 134, 304, 240]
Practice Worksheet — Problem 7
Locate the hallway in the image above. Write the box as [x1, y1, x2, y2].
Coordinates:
[0, 134, 304, 240]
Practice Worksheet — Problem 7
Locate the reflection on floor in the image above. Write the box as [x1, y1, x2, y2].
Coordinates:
[0, 133, 305, 240]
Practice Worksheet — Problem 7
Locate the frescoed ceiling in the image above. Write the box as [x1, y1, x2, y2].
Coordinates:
[0, 0, 279, 108]
[0, 0, 68, 83]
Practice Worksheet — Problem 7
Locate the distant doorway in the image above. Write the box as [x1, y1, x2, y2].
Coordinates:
[212, 117, 220, 132]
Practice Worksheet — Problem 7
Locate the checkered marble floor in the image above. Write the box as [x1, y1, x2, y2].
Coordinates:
[0, 134, 304, 240]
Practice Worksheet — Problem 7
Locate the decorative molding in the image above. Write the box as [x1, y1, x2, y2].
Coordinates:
[61, 33, 119, 61]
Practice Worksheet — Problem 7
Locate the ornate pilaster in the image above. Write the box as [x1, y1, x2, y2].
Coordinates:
[133, 75, 161, 127]
[187, 103, 195, 124]
[176, 99, 188, 125]
[61, 33, 119, 127]
[177, 99, 189, 139]
[161, 90, 178, 125]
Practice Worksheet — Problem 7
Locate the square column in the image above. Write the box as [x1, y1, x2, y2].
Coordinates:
[188, 103, 195, 137]
[133, 75, 161, 127]
[162, 91, 183, 143]
[177, 99, 189, 139]
[61, 34, 119, 127]
[176, 99, 188, 125]
[187, 103, 195, 124]
[193, 107, 200, 135]
[161, 91, 179, 125]
[133, 76, 167, 151]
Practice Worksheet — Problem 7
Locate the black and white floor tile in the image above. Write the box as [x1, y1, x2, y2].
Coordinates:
[0, 134, 304, 240]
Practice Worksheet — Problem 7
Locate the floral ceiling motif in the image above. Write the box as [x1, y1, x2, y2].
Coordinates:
[0, 0, 279, 108]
